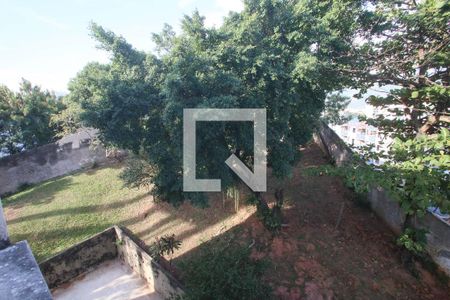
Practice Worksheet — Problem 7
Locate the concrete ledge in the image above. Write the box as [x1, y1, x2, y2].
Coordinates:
[39, 227, 117, 289]
[115, 226, 185, 299]
[315, 122, 450, 276]
[0, 241, 52, 300]
[39, 226, 184, 298]
[313, 124, 353, 167]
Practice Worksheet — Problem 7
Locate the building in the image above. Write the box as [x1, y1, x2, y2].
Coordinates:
[330, 117, 392, 164]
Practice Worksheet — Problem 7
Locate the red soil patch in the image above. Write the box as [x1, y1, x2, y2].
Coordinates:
[189, 143, 450, 299]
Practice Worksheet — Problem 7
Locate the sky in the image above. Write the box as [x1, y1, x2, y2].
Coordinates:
[0, 0, 389, 115]
[343, 85, 396, 116]
[0, 0, 244, 93]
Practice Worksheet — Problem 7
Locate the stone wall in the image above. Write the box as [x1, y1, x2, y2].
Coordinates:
[39, 227, 118, 289]
[0, 129, 109, 196]
[314, 122, 450, 276]
[115, 226, 185, 299]
[39, 226, 184, 298]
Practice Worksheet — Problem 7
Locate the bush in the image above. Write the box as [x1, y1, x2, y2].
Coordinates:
[148, 234, 181, 262]
[179, 241, 271, 300]
[397, 228, 427, 255]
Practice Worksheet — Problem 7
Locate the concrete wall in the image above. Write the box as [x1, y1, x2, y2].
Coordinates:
[368, 187, 406, 235]
[313, 123, 406, 234]
[313, 122, 354, 167]
[414, 213, 450, 275]
[115, 226, 185, 299]
[0, 129, 109, 196]
[39, 227, 118, 289]
[39, 226, 184, 298]
[314, 122, 450, 276]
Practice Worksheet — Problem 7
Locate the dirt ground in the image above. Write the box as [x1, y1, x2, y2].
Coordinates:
[170, 143, 449, 300]
[127, 143, 449, 299]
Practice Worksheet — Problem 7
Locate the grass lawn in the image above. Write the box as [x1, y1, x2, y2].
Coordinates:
[3, 165, 149, 261]
[2, 163, 251, 263]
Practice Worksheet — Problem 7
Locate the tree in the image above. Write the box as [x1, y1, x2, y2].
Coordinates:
[50, 96, 84, 137]
[321, 92, 352, 125]
[52, 62, 116, 137]
[333, 0, 450, 139]
[310, 0, 450, 269]
[68, 1, 365, 229]
[0, 80, 63, 155]
[319, 127, 449, 270]
[342, 0, 450, 227]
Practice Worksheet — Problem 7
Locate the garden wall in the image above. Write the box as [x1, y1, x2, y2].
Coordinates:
[115, 226, 185, 299]
[39, 227, 118, 289]
[314, 122, 450, 276]
[0, 129, 109, 196]
[39, 226, 184, 298]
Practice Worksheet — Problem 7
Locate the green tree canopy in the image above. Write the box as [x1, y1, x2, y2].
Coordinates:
[336, 0, 450, 139]
[321, 92, 352, 125]
[310, 0, 450, 260]
[68, 0, 362, 214]
[0, 80, 63, 155]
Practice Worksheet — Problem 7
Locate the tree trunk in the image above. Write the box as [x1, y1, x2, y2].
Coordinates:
[402, 214, 412, 231]
[274, 188, 284, 208]
[254, 192, 270, 214]
[253, 190, 284, 231]
[400, 214, 419, 277]
[272, 188, 284, 224]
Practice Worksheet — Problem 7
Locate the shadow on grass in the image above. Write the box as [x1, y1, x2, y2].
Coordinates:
[171, 218, 273, 300]
[12, 223, 119, 262]
[6, 193, 148, 225]
[2, 164, 124, 207]
[2, 177, 75, 207]
[171, 215, 254, 267]
[8, 188, 250, 262]
[83, 162, 124, 175]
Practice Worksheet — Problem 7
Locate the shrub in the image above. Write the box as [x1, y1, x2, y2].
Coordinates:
[397, 228, 427, 255]
[148, 234, 182, 263]
[179, 241, 271, 300]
